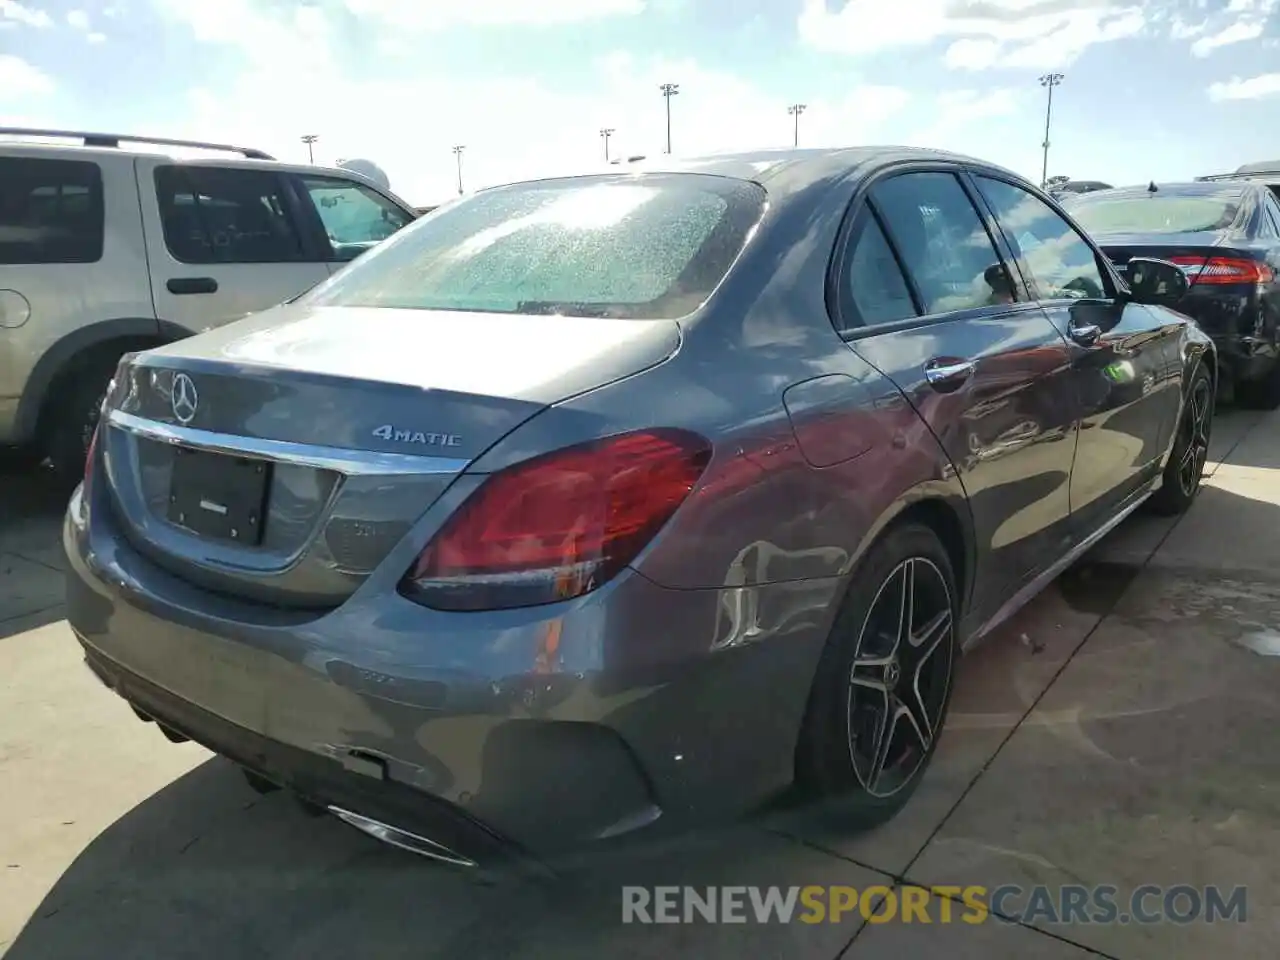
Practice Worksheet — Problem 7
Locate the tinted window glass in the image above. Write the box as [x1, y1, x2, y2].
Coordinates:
[155, 166, 305, 264]
[0, 158, 104, 265]
[301, 176, 414, 261]
[871, 172, 1009, 315]
[843, 214, 917, 329]
[306, 175, 765, 319]
[1067, 193, 1242, 235]
[977, 177, 1108, 301]
[1264, 196, 1280, 237]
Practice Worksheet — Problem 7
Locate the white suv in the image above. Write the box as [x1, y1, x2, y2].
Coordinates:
[0, 128, 419, 476]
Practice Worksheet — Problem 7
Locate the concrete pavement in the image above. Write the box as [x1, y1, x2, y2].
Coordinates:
[2, 408, 1278, 959]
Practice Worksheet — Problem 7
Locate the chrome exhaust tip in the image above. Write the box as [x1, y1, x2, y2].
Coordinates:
[326, 806, 478, 868]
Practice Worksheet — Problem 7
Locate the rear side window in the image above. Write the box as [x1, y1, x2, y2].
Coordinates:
[0, 157, 104, 265]
[305, 174, 766, 319]
[155, 166, 305, 264]
[870, 172, 1009, 315]
[842, 214, 917, 330]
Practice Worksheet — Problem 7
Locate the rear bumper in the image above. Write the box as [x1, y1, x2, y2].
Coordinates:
[64, 481, 837, 859]
[1211, 333, 1277, 384]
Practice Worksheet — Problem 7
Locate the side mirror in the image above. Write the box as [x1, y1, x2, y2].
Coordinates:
[1124, 257, 1189, 308]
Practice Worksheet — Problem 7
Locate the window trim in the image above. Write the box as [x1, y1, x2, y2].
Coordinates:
[153, 164, 311, 266]
[968, 169, 1120, 305]
[292, 173, 416, 262]
[828, 161, 1028, 339]
[0, 156, 105, 266]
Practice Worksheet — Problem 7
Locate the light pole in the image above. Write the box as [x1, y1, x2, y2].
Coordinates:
[788, 103, 807, 147]
[1039, 73, 1063, 189]
[659, 82, 679, 154]
[452, 145, 465, 195]
[301, 134, 318, 164]
[600, 127, 615, 163]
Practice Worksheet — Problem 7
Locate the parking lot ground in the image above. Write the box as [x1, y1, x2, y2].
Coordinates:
[2, 407, 1277, 960]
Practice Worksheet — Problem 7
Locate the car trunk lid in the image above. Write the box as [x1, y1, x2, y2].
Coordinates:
[101, 304, 681, 609]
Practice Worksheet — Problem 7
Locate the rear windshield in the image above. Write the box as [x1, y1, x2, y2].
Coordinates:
[1067, 193, 1242, 235]
[304, 174, 766, 319]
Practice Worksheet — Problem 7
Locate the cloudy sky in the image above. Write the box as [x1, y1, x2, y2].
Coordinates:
[1, 0, 1278, 205]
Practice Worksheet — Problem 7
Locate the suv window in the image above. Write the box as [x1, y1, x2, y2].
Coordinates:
[870, 172, 1010, 315]
[842, 213, 917, 330]
[155, 166, 305, 264]
[976, 176, 1109, 301]
[1263, 195, 1280, 238]
[305, 174, 766, 319]
[300, 176, 414, 261]
[0, 157, 104, 265]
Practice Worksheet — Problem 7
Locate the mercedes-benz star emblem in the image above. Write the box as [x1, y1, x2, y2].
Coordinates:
[171, 373, 198, 424]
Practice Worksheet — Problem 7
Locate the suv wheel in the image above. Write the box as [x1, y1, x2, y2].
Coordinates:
[44, 357, 117, 481]
[1150, 362, 1214, 515]
[795, 522, 960, 829]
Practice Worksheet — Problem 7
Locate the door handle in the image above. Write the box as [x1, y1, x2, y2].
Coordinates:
[924, 357, 976, 391]
[167, 277, 218, 295]
[1069, 323, 1101, 347]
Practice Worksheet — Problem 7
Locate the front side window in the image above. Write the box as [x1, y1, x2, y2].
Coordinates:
[300, 176, 414, 261]
[870, 172, 1010, 315]
[304, 174, 766, 319]
[977, 176, 1108, 301]
[0, 157, 104, 265]
[155, 166, 305, 264]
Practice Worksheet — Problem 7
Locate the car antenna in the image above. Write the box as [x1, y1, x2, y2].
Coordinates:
[1147, 181, 1158, 193]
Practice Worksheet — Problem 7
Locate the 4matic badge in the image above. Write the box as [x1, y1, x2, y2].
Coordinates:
[371, 424, 462, 448]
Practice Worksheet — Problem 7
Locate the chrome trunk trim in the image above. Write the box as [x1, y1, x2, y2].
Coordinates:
[107, 410, 469, 477]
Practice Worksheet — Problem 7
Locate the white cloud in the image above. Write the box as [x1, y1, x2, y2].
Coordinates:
[343, 0, 645, 29]
[1208, 72, 1280, 100]
[0, 0, 53, 28]
[1192, 19, 1265, 55]
[87, 30, 105, 41]
[0, 54, 55, 97]
[799, 0, 1149, 69]
[66, 8, 89, 30]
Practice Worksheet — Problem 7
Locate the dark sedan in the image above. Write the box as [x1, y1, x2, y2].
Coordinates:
[66, 147, 1214, 869]
[1065, 181, 1280, 406]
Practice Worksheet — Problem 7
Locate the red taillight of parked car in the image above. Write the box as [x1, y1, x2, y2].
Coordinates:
[399, 429, 712, 611]
[1170, 255, 1275, 285]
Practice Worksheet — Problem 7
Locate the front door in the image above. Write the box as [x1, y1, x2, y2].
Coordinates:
[969, 174, 1182, 536]
[835, 169, 1081, 626]
[136, 159, 330, 334]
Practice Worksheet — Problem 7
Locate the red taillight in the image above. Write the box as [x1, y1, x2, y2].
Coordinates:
[400, 429, 712, 611]
[1169, 255, 1275, 285]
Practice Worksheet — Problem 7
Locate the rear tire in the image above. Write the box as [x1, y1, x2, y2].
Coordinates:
[43, 355, 119, 482]
[795, 522, 960, 830]
[1149, 362, 1213, 516]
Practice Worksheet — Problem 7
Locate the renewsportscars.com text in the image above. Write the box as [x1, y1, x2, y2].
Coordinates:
[621, 884, 1248, 926]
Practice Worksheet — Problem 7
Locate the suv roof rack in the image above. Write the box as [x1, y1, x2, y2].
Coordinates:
[0, 127, 275, 160]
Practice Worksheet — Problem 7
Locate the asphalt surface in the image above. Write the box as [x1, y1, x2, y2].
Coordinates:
[2, 408, 1278, 959]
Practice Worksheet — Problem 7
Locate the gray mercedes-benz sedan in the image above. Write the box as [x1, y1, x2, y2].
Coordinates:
[65, 147, 1214, 869]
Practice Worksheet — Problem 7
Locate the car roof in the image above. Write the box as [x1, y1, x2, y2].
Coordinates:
[501, 146, 1028, 199]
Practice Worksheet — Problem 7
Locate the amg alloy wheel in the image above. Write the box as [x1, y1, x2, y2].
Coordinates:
[797, 523, 960, 829]
[1151, 362, 1214, 516]
[847, 556, 954, 799]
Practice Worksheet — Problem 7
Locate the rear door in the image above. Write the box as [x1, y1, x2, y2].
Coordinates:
[970, 174, 1182, 536]
[137, 159, 331, 333]
[834, 167, 1081, 624]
